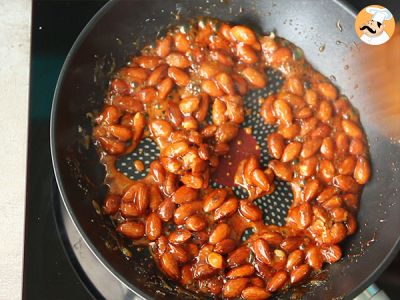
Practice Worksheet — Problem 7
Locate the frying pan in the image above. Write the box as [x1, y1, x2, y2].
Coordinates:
[50, 0, 400, 299]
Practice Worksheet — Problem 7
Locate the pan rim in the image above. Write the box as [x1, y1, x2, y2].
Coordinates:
[50, 0, 149, 299]
[49, 0, 400, 299]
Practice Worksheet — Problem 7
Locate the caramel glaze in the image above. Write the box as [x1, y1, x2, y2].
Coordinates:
[93, 18, 371, 298]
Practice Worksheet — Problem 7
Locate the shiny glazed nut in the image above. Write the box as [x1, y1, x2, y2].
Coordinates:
[232, 73, 249, 95]
[320, 244, 342, 263]
[299, 117, 318, 137]
[207, 252, 224, 269]
[342, 119, 363, 139]
[253, 238, 272, 265]
[242, 67, 267, 88]
[230, 25, 257, 45]
[337, 156, 357, 175]
[174, 201, 203, 225]
[103, 195, 121, 215]
[303, 179, 321, 202]
[317, 100, 333, 121]
[349, 138, 365, 155]
[203, 189, 227, 212]
[120, 202, 141, 217]
[260, 95, 277, 125]
[96, 105, 121, 124]
[137, 87, 157, 103]
[172, 186, 198, 204]
[169, 229, 192, 244]
[296, 157, 318, 178]
[214, 198, 239, 221]
[133, 55, 162, 70]
[237, 44, 259, 64]
[215, 122, 239, 143]
[207, 277, 224, 295]
[147, 64, 168, 86]
[242, 286, 271, 300]
[333, 175, 358, 193]
[259, 232, 283, 247]
[157, 77, 174, 100]
[180, 265, 193, 285]
[209, 223, 230, 244]
[223, 278, 249, 298]
[227, 264, 255, 279]
[149, 119, 173, 138]
[168, 67, 190, 86]
[281, 141, 302, 162]
[295, 106, 313, 119]
[286, 249, 304, 270]
[268, 160, 293, 181]
[110, 79, 129, 95]
[267, 133, 285, 159]
[119, 67, 149, 84]
[270, 47, 292, 66]
[106, 125, 132, 141]
[239, 200, 263, 221]
[319, 159, 336, 182]
[301, 138, 322, 159]
[251, 169, 271, 191]
[317, 82, 337, 100]
[149, 161, 166, 184]
[335, 132, 350, 153]
[215, 72, 236, 95]
[266, 271, 288, 292]
[199, 61, 222, 79]
[160, 253, 180, 280]
[185, 215, 207, 231]
[193, 263, 217, 279]
[227, 246, 251, 268]
[210, 50, 234, 66]
[179, 96, 200, 114]
[280, 236, 303, 253]
[214, 239, 237, 254]
[286, 77, 304, 96]
[305, 246, 323, 270]
[166, 52, 191, 68]
[145, 213, 162, 241]
[157, 198, 176, 222]
[117, 221, 145, 239]
[156, 36, 172, 57]
[354, 156, 371, 184]
[168, 244, 189, 263]
[290, 264, 310, 284]
[98, 137, 125, 155]
[174, 33, 190, 52]
[254, 262, 274, 280]
[278, 123, 300, 139]
[202, 79, 224, 97]
[273, 99, 293, 125]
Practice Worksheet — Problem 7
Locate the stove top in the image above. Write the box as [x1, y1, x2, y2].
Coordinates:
[23, 1, 106, 298]
[24, 1, 400, 299]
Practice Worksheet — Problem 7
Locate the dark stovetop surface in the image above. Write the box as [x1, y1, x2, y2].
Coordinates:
[23, 1, 400, 299]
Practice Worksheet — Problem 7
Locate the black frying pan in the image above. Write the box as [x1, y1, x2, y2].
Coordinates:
[50, 0, 400, 299]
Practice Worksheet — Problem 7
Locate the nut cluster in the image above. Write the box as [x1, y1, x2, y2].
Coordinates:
[94, 18, 370, 299]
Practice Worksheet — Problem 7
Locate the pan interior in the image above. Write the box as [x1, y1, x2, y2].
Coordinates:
[51, 0, 400, 299]
[115, 68, 290, 228]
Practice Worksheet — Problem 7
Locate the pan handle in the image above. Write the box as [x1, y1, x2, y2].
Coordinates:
[355, 284, 390, 300]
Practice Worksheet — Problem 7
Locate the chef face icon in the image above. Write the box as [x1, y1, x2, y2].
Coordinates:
[360, 19, 385, 37]
[355, 5, 395, 45]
